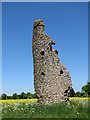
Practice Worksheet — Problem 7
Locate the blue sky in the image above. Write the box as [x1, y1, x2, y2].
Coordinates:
[2, 2, 88, 96]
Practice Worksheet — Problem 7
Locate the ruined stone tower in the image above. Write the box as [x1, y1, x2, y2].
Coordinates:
[32, 19, 72, 104]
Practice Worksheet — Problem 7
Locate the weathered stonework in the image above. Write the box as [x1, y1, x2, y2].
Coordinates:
[32, 19, 72, 104]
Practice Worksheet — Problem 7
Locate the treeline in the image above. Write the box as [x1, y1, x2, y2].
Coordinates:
[0, 82, 90, 100]
[70, 82, 90, 97]
[0, 92, 37, 100]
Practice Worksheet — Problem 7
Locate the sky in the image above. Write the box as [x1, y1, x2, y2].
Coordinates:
[2, 2, 88, 96]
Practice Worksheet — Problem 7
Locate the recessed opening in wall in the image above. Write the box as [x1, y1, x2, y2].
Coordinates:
[60, 70, 63, 75]
[47, 47, 49, 50]
[55, 50, 58, 55]
[64, 89, 68, 93]
[50, 44, 52, 51]
[41, 72, 45, 76]
[40, 51, 44, 55]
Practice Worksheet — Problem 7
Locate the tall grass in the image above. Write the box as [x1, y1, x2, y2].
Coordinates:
[2, 99, 88, 118]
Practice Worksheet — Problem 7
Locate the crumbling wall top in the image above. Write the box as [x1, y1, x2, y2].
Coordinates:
[34, 19, 45, 28]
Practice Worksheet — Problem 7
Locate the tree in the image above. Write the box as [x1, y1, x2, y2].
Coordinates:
[12, 93, 18, 99]
[17, 95, 22, 99]
[20, 92, 26, 99]
[80, 92, 87, 97]
[70, 88, 75, 97]
[26, 92, 33, 99]
[75, 91, 81, 97]
[7, 96, 11, 99]
[82, 85, 88, 93]
[33, 93, 37, 98]
[1, 93, 7, 100]
[87, 82, 90, 95]
[81, 82, 90, 96]
[23, 94, 28, 99]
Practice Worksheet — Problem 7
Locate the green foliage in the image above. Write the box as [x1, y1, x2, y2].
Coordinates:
[12, 93, 18, 99]
[7, 96, 12, 99]
[87, 82, 90, 95]
[72, 82, 90, 97]
[75, 91, 81, 97]
[1, 93, 7, 100]
[81, 82, 90, 96]
[20, 92, 26, 99]
[23, 94, 28, 99]
[26, 92, 33, 99]
[82, 85, 88, 93]
[32, 93, 37, 98]
[17, 95, 22, 99]
[1, 92, 37, 100]
[2, 100, 88, 118]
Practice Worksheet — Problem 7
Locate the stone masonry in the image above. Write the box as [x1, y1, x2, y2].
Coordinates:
[32, 19, 72, 104]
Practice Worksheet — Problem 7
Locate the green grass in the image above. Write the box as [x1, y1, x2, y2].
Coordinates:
[2, 100, 88, 118]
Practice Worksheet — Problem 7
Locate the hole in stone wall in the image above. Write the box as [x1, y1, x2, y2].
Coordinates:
[60, 70, 63, 75]
[40, 96, 42, 98]
[64, 86, 70, 94]
[47, 47, 49, 50]
[37, 22, 40, 26]
[55, 50, 58, 55]
[50, 44, 52, 51]
[40, 51, 44, 55]
[64, 89, 68, 93]
[41, 72, 45, 76]
[68, 86, 70, 89]
[64, 94, 67, 96]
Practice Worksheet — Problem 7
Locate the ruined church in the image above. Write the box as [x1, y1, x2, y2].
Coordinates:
[32, 19, 72, 104]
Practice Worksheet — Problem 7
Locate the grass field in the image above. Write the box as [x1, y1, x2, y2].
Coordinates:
[0, 97, 89, 118]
